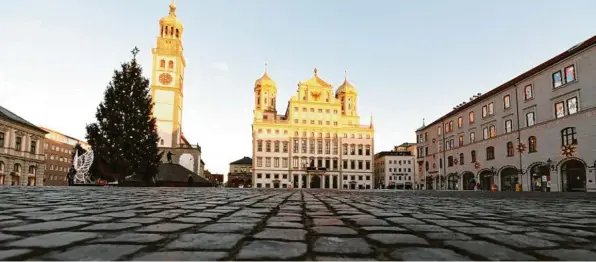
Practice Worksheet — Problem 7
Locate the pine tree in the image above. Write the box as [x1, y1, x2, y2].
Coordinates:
[86, 47, 163, 185]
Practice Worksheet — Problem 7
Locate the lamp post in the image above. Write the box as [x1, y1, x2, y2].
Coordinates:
[546, 158, 557, 171]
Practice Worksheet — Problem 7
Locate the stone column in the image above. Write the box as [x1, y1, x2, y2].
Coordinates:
[307, 174, 311, 188]
[550, 169, 559, 192]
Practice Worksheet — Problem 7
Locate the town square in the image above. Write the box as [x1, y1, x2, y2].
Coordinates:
[1, 0, 596, 260]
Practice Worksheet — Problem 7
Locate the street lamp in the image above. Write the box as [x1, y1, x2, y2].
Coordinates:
[546, 158, 557, 171]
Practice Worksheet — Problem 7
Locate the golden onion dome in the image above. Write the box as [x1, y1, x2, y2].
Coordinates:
[255, 63, 277, 88]
[336, 71, 357, 95]
[159, 2, 184, 30]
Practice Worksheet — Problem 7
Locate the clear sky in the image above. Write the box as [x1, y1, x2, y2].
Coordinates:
[1, 0, 595, 177]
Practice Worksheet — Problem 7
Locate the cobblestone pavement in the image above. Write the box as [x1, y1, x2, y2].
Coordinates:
[1, 187, 596, 261]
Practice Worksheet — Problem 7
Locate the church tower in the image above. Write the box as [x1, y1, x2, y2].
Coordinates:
[253, 63, 277, 121]
[150, 1, 186, 148]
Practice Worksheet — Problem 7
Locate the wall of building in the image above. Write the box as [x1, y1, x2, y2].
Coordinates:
[0, 120, 46, 186]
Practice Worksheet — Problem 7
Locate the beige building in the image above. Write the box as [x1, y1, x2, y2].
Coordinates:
[149, 1, 203, 176]
[41, 127, 89, 186]
[252, 67, 375, 189]
[374, 144, 416, 189]
[0, 106, 47, 186]
[228, 156, 252, 188]
[416, 35, 596, 192]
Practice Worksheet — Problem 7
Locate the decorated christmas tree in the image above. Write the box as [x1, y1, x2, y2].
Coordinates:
[86, 47, 163, 184]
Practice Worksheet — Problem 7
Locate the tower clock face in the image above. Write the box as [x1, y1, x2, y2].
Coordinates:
[158, 73, 173, 85]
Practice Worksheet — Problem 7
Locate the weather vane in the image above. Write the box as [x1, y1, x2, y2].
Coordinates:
[131, 46, 140, 58]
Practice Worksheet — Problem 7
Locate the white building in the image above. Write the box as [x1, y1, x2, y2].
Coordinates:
[374, 146, 416, 189]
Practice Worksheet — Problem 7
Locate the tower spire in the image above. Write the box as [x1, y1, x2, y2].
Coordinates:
[264, 62, 268, 74]
[169, 0, 177, 17]
[370, 113, 374, 128]
[344, 70, 348, 82]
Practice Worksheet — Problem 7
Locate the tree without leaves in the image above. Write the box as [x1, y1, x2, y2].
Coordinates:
[86, 47, 163, 185]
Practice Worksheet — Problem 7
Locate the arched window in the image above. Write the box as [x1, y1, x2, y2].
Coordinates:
[528, 136, 537, 153]
[561, 127, 577, 146]
[28, 165, 36, 174]
[471, 150, 476, 163]
[13, 163, 21, 174]
[486, 146, 495, 160]
[447, 156, 453, 167]
[160, 60, 165, 68]
[459, 153, 464, 164]
[168, 60, 174, 69]
[506, 142, 514, 157]
[175, 28, 180, 38]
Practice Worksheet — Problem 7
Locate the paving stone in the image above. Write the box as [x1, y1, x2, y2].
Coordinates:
[199, 223, 256, 233]
[0, 232, 20, 242]
[426, 232, 473, 240]
[173, 217, 213, 224]
[266, 221, 304, 228]
[35, 213, 82, 221]
[312, 226, 358, 235]
[536, 249, 596, 260]
[543, 226, 596, 237]
[254, 228, 306, 241]
[525, 231, 590, 243]
[136, 223, 195, 233]
[489, 224, 537, 232]
[445, 240, 536, 260]
[7, 232, 98, 248]
[0, 249, 31, 260]
[0, 215, 16, 221]
[452, 226, 508, 235]
[0, 219, 24, 228]
[313, 218, 344, 226]
[187, 212, 221, 219]
[121, 217, 164, 224]
[218, 217, 262, 223]
[268, 216, 302, 222]
[412, 213, 447, 219]
[102, 212, 138, 218]
[386, 217, 425, 224]
[481, 234, 559, 248]
[429, 219, 475, 227]
[3, 221, 89, 232]
[133, 251, 228, 261]
[165, 233, 244, 250]
[81, 222, 142, 231]
[313, 237, 373, 255]
[350, 218, 389, 226]
[367, 233, 429, 245]
[66, 216, 115, 222]
[389, 247, 471, 260]
[360, 226, 407, 232]
[402, 224, 451, 232]
[46, 244, 145, 260]
[237, 240, 307, 260]
[95, 233, 165, 244]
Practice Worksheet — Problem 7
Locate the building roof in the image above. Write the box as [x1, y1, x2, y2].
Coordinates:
[396, 142, 416, 148]
[375, 151, 414, 158]
[0, 105, 47, 133]
[420, 34, 596, 132]
[230, 156, 252, 165]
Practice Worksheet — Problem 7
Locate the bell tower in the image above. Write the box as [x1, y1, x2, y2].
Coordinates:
[253, 63, 277, 121]
[151, 0, 186, 148]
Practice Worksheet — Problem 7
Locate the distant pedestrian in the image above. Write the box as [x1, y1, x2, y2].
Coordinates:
[167, 151, 174, 164]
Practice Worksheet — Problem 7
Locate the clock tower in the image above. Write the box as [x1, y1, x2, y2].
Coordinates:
[151, 1, 186, 148]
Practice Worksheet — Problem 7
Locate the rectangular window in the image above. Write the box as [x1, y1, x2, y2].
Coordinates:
[309, 139, 315, 154]
[282, 158, 288, 168]
[567, 97, 578, 115]
[30, 141, 36, 154]
[365, 145, 371, 156]
[489, 125, 496, 137]
[15, 137, 22, 151]
[483, 128, 488, 140]
[301, 139, 307, 153]
[358, 145, 363, 155]
[325, 159, 330, 168]
[317, 140, 323, 154]
[293, 158, 299, 168]
[265, 157, 271, 167]
[503, 95, 511, 109]
[524, 85, 533, 100]
[526, 112, 535, 127]
[265, 141, 271, 152]
[564, 65, 576, 83]
[358, 161, 363, 170]
[257, 140, 263, 152]
[342, 144, 348, 155]
[552, 70, 563, 88]
[505, 119, 512, 133]
[482, 106, 487, 118]
[333, 159, 338, 169]
[555, 101, 565, 119]
[325, 140, 331, 154]
[332, 140, 338, 155]
[437, 126, 442, 135]
[469, 111, 474, 123]
[458, 117, 463, 128]
[293, 139, 299, 153]
[283, 141, 288, 153]
[350, 144, 355, 155]
[343, 160, 348, 169]
[458, 135, 464, 146]
[274, 158, 279, 168]
[273, 141, 279, 152]
[351, 160, 355, 169]
[365, 161, 371, 170]
[0, 132, 4, 147]
[488, 103, 494, 115]
[257, 157, 262, 167]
